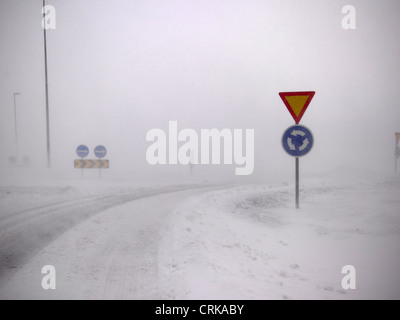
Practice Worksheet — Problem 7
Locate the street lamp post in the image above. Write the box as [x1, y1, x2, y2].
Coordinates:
[43, 0, 51, 168]
[13, 92, 21, 161]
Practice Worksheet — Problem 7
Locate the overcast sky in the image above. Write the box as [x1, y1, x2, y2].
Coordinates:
[1, 0, 400, 181]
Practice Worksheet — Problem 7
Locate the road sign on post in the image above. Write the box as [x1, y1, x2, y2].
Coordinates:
[76, 145, 89, 178]
[9, 156, 17, 165]
[75, 145, 109, 178]
[279, 91, 315, 209]
[279, 91, 315, 124]
[94, 145, 107, 179]
[76, 145, 89, 158]
[282, 125, 314, 209]
[74, 159, 109, 169]
[94, 145, 107, 159]
[282, 125, 314, 157]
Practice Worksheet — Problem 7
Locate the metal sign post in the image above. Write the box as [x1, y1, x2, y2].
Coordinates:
[279, 91, 315, 209]
[76, 145, 89, 179]
[94, 145, 107, 179]
[395, 133, 400, 174]
[282, 124, 313, 208]
[296, 157, 299, 209]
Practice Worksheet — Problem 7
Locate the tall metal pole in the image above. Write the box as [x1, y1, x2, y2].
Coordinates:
[13, 93, 20, 160]
[43, 0, 51, 168]
[295, 157, 299, 209]
[396, 134, 398, 174]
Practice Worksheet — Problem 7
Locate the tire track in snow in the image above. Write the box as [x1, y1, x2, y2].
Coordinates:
[97, 226, 161, 299]
[0, 193, 102, 225]
[86, 189, 219, 300]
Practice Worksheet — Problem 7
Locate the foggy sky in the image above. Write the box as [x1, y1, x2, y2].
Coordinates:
[1, 0, 400, 181]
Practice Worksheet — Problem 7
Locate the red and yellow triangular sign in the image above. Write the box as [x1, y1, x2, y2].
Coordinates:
[396, 132, 400, 146]
[279, 91, 315, 124]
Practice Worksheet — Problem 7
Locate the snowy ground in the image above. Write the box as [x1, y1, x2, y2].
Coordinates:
[0, 169, 399, 300]
[158, 175, 400, 300]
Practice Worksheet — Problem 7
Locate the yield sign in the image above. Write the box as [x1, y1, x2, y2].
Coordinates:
[279, 91, 315, 124]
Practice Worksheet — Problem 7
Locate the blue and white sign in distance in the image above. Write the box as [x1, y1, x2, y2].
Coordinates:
[76, 145, 89, 158]
[282, 125, 314, 157]
[94, 145, 107, 159]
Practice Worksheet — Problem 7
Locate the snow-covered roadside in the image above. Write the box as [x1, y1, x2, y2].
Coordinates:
[158, 176, 400, 300]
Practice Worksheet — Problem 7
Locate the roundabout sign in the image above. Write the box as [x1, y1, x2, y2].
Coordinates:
[282, 125, 314, 157]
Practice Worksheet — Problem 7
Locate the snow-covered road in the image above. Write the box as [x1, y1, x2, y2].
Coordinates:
[0, 182, 215, 298]
[1, 172, 400, 300]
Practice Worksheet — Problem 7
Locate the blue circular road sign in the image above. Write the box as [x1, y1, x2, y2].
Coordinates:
[282, 125, 314, 157]
[94, 145, 107, 158]
[9, 156, 17, 165]
[76, 145, 89, 158]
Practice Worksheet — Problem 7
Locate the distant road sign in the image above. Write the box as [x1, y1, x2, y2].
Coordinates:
[22, 156, 30, 165]
[9, 156, 17, 165]
[279, 91, 315, 124]
[94, 145, 107, 159]
[282, 125, 314, 157]
[76, 145, 89, 158]
[74, 159, 109, 169]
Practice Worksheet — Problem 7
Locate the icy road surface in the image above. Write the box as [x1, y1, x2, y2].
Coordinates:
[0, 180, 216, 299]
[0, 172, 400, 300]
